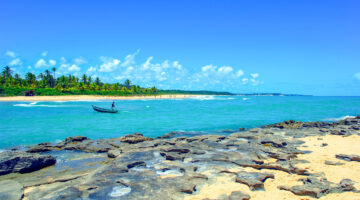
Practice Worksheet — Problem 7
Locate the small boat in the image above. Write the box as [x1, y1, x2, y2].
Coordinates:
[92, 105, 118, 113]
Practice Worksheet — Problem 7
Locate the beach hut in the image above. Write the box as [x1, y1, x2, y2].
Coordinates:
[24, 90, 34, 96]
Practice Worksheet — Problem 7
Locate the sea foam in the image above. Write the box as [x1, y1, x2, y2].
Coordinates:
[323, 115, 355, 121]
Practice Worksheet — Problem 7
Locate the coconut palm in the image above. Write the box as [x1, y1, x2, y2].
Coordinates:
[52, 67, 57, 79]
[2, 66, 13, 78]
[124, 79, 131, 88]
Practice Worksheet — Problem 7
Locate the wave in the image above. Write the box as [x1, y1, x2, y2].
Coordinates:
[190, 96, 235, 101]
[242, 98, 249, 101]
[323, 115, 355, 121]
[13, 103, 65, 108]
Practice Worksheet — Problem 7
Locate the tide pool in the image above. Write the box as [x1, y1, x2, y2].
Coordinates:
[1, 96, 359, 149]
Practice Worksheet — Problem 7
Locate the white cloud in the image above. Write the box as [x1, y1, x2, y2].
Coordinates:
[35, 59, 46, 68]
[202, 64, 217, 72]
[250, 73, 259, 78]
[35, 58, 56, 68]
[99, 56, 120, 72]
[236, 70, 244, 77]
[218, 66, 233, 74]
[242, 78, 249, 84]
[5, 51, 16, 58]
[49, 59, 56, 66]
[355, 72, 360, 80]
[86, 66, 97, 73]
[121, 49, 140, 67]
[41, 51, 48, 57]
[74, 57, 87, 65]
[9, 58, 22, 66]
[68, 64, 80, 72]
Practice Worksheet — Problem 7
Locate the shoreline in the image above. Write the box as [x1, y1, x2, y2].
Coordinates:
[0, 94, 204, 102]
[1, 117, 359, 199]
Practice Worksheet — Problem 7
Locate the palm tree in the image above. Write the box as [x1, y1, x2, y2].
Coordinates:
[26, 72, 36, 85]
[2, 66, 13, 79]
[81, 74, 87, 84]
[52, 67, 57, 79]
[124, 79, 131, 88]
[95, 77, 101, 85]
[88, 76, 92, 84]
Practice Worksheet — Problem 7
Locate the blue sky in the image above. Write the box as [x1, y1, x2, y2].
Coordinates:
[1, 0, 359, 95]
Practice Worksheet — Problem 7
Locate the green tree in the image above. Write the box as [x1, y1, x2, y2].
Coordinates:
[52, 67, 57, 79]
[124, 79, 131, 88]
[2, 66, 13, 79]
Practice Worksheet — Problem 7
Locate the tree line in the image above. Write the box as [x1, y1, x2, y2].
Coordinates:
[0, 66, 158, 96]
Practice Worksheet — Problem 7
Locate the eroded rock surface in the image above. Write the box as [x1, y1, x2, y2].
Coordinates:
[0, 151, 56, 175]
[0, 116, 358, 199]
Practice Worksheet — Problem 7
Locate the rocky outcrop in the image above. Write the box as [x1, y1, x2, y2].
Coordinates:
[0, 151, 56, 175]
[279, 176, 357, 198]
[120, 133, 154, 144]
[0, 116, 359, 199]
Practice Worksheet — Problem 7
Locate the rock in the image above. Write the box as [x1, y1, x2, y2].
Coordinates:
[0, 180, 23, 200]
[260, 139, 287, 148]
[336, 154, 360, 162]
[26, 142, 55, 153]
[265, 120, 303, 129]
[324, 160, 344, 166]
[238, 128, 246, 131]
[0, 151, 56, 175]
[279, 176, 357, 198]
[180, 184, 196, 194]
[107, 149, 122, 158]
[228, 191, 250, 200]
[64, 135, 88, 143]
[321, 143, 328, 147]
[120, 133, 154, 144]
[221, 171, 274, 190]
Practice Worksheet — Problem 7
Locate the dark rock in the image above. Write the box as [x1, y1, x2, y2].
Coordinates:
[127, 161, 146, 169]
[0, 180, 23, 200]
[321, 143, 328, 147]
[26, 143, 54, 153]
[228, 191, 250, 200]
[265, 120, 303, 129]
[120, 133, 154, 144]
[260, 139, 287, 148]
[0, 151, 56, 175]
[64, 135, 88, 144]
[336, 154, 360, 162]
[238, 128, 246, 131]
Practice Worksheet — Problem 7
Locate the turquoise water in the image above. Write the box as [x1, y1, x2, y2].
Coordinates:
[1, 96, 360, 149]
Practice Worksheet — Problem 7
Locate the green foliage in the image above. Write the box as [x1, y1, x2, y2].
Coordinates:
[0, 67, 159, 96]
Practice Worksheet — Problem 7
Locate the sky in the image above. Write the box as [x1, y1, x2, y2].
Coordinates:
[0, 0, 359, 95]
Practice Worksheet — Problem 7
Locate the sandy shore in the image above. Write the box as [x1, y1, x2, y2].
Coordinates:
[0, 94, 203, 101]
[185, 134, 360, 200]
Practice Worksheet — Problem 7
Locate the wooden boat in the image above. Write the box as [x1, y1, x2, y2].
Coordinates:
[92, 105, 118, 113]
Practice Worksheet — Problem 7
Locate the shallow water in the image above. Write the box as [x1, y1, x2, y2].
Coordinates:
[0, 96, 359, 148]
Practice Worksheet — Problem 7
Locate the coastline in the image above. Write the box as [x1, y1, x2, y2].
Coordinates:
[0, 116, 359, 199]
[0, 94, 204, 102]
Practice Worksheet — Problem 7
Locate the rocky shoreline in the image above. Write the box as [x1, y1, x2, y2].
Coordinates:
[1, 116, 360, 200]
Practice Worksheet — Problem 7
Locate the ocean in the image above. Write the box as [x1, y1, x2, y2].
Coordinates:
[0, 96, 359, 149]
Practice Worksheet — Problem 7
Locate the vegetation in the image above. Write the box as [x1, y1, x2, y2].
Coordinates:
[0, 66, 158, 96]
